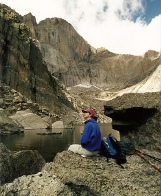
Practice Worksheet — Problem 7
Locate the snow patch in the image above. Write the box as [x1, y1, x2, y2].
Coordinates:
[73, 83, 103, 91]
[74, 83, 92, 88]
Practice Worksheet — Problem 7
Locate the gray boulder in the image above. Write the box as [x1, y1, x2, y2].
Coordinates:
[43, 151, 161, 195]
[0, 112, 24, 135]
[0, 143, 45, 185]
[0, 171, 72, 196]
[9, 109, 50, 129]
[0, 150, 160, 195]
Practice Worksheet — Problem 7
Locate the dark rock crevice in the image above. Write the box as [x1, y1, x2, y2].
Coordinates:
[65, 182, 95, 196]
[104, 106, 157, 133]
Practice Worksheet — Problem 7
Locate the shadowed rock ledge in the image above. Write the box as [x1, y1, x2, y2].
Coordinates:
[104, 92, 161, 151]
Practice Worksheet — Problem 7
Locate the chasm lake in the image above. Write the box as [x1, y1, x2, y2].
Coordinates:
[0, 123, 120, 162]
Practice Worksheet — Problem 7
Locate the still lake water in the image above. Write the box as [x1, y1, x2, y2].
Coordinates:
[0, 123, 120, 162]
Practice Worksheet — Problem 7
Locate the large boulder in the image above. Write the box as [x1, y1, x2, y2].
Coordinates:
[0, 171, 72, 196]
[104, 92, 161, 151]
[0, 111, 24, 135]
[0, 143, 45, 185]
[0, 150, 160, 195]
[9, 109, 50, 129]
[44, 151, 160, 195]
[52, 120, 64, 129]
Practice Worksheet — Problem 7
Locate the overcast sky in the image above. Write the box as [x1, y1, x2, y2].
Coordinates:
[1, 0, 161, 55]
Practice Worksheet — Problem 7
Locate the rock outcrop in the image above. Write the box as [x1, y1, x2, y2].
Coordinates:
[0, 150, 160, 195]
[102, 61, 161, 152]
[10, 109, 50, 129]
[0, 143, 45, 185]
[0, 172, 72, 196]
[0, 111, 24, 135]
[0, 83, 85, 131]
[104, 92, 161, 152]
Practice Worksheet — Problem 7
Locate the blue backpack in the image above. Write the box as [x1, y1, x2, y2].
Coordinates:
[100, 134, 127, 166]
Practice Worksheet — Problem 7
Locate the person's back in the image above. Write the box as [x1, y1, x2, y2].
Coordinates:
[68, 109, 102, 157]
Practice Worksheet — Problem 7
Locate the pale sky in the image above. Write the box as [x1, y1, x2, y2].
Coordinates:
[1, 0, 161, 55]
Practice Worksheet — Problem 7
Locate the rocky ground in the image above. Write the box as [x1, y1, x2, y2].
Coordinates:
[0, 147, 160, 196]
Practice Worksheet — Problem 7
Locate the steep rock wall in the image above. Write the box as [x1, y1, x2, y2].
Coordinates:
[0, 4, 74, 115]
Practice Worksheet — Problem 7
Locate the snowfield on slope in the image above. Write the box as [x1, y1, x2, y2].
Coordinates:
[97, 64, 161, 101]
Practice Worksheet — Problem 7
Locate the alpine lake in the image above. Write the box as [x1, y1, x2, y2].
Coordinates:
[0, 123, 120, 162]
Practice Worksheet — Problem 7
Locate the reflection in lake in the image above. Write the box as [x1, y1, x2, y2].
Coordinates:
[0, 123, 120, 162]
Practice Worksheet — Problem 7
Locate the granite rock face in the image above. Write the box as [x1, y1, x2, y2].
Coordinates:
[9, 109, 50, 129]
[23, 13, 161, 90]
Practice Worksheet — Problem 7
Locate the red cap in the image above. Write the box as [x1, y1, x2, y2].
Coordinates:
[82, 109, 96, 117]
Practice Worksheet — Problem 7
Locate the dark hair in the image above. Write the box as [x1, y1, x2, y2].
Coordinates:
[92, 116, 98, 121]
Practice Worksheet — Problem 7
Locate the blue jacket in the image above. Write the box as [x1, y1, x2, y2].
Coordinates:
[80, 119, 102, 151]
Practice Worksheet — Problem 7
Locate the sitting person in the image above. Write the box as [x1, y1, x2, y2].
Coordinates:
[68, 109, 102, 157]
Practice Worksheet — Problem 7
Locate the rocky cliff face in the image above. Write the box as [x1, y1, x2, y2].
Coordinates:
[34, 17, 93, 87]
[0, 4, 75, 116]
[23, 13, 161, 91]
[22, 13, 94, 87]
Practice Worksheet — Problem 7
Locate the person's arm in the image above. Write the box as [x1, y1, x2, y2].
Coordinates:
[80, 124, 92, 145]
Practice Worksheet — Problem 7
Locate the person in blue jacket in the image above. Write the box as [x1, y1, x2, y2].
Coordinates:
[68, 108, 102, 157]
